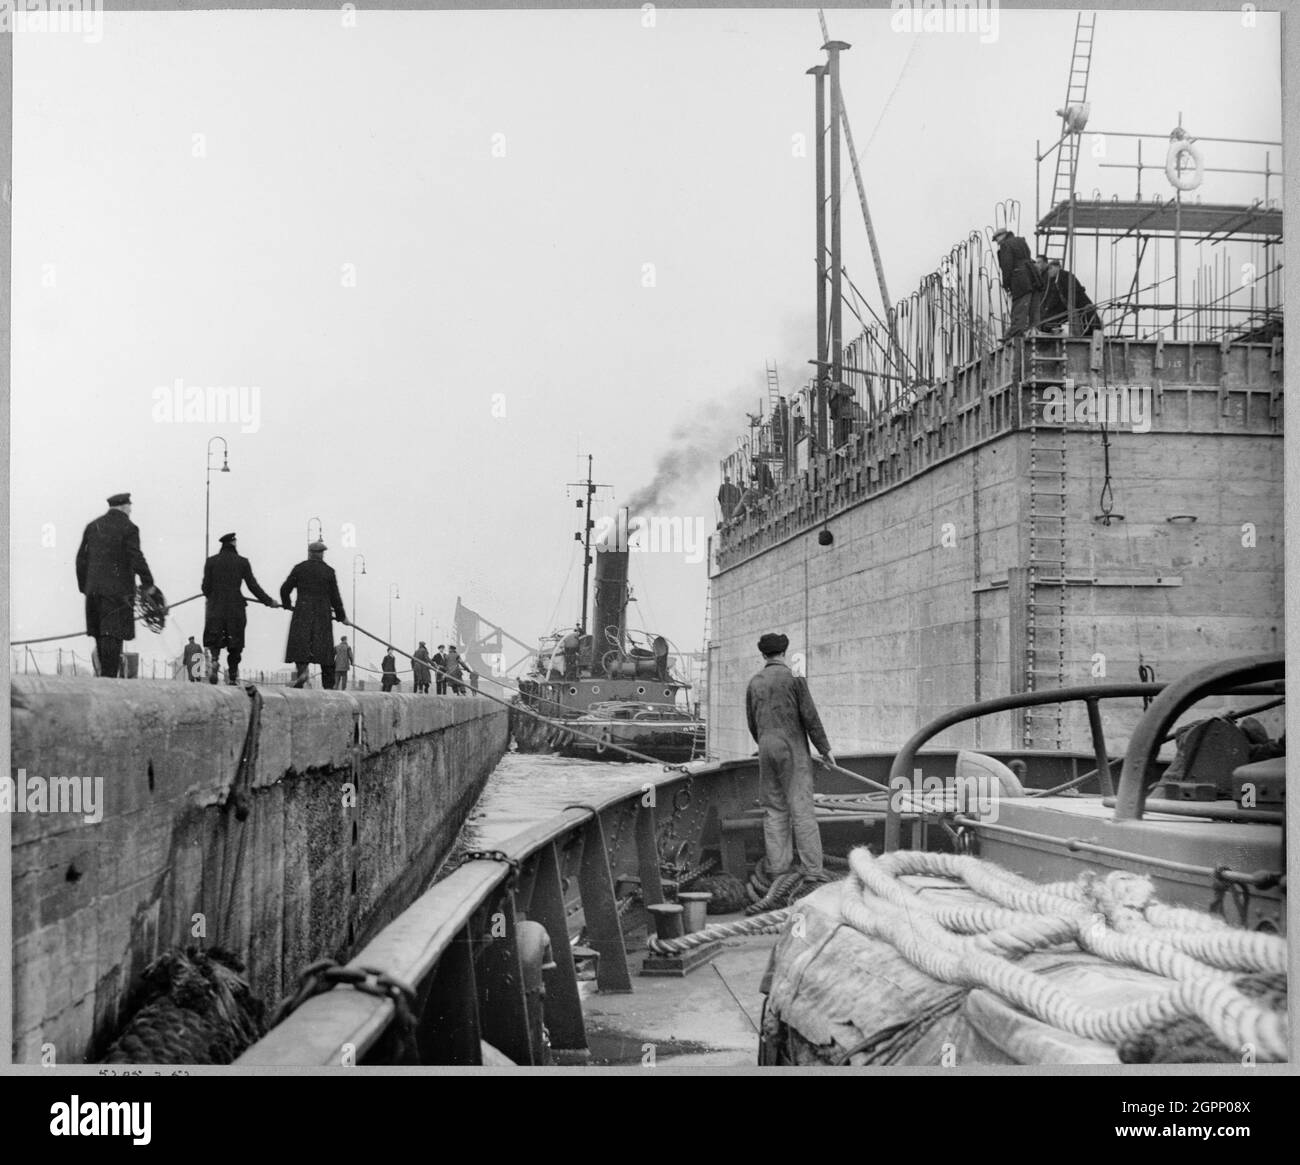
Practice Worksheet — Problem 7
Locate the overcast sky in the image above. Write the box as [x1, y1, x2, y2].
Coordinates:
[10, 7, 1282, 676]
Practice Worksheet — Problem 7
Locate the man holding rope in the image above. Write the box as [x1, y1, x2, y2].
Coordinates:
[75, 492, 159, 680]
[746, 632, 836, 883]
[201, 532, 278, 685]
[280, 540, 348, 689]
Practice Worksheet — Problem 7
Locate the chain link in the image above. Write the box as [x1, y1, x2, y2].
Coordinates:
[271, 959, 421, 1063]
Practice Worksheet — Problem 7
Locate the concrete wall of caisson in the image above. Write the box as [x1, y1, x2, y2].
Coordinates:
[709, 422, 1283, 760]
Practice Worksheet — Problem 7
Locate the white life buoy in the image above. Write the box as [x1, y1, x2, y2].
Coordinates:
[1165, 137, 1204, 191]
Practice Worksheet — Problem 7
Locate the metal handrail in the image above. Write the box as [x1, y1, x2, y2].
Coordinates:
[883, 682, 1163, 851]
[884, 657, 1285, 849]
[1114, 653, 1284, 821]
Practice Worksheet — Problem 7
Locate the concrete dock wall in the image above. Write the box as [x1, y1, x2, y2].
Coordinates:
[8, 677, 508, 1063]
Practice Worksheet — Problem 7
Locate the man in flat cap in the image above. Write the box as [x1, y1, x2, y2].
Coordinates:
[280, 540, 348, 689]
[433, 644, 447, 694]
[745, 632, 836, 882]
[992, 227, 1043, 340]
[76, 492, 158, 680]
[381, 646, 400, 693]
[201, 532, 278, 685]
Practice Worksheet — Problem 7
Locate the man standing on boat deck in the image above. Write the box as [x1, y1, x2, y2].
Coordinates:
[746, 632, 836, 881]
[201, 532, 278, 685]
[280, 540, 348, 689]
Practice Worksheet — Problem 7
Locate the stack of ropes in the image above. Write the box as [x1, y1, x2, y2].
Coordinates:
[100, 947, 266, 1064]
[839, 847, 1288, 1063]
[744, 853, 850, 915]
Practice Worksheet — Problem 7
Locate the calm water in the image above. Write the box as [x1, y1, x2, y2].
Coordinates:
[435, 750, 664, 878]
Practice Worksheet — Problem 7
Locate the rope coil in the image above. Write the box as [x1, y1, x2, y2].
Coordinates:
[827, 848, 1288, 1061]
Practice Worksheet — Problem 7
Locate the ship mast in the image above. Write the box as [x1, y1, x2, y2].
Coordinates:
[567, 454, 611, 637]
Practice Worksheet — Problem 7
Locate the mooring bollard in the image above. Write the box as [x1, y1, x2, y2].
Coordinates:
[677, 892, 712, 934]
[646, 902, 685, 941]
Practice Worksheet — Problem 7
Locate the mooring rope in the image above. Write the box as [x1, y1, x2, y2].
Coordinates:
[346, 619, 692, 770]
[837, 848, 1289, 1061]
[646, 908, 792, 955]
[12, 592, 203, 646]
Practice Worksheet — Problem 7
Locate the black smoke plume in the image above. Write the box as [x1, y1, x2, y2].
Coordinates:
[624, 325, 813, 515]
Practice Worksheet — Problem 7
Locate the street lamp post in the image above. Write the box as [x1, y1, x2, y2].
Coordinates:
[413, 604, 424, 647]
[388, 583, 400, 645]
[205, 437, 230, 558]
[352, 554, 366, 633]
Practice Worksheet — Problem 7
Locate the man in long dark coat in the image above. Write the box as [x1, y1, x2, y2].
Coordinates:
[993, 228, 1043, 339]
[381, 648, 400, 692]
[182, 636, 204, 681]
[445, 645, 465, 695]
[280, 540, 347, 689]
[412, 642, 432, 693]
[1041, 260, 1104, 336]
[202, 532, 278, 684]
[432, 644, 448, 695]
[76, 492, 157, 680]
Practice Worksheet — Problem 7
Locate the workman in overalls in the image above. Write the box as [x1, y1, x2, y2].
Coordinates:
[745, 632, 835, 880]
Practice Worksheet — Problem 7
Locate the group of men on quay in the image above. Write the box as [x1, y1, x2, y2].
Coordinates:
[77, 491, 480, 693]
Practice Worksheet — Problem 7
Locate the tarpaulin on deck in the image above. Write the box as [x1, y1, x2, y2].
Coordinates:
[764, 878, 1176, 1066]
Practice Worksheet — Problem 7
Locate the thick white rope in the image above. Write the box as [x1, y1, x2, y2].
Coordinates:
[833, 848, 1288, 1061]
[646, 909, 791, 955]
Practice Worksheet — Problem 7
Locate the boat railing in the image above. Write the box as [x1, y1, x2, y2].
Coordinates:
[883, 654, 1283, 851]
[238, 766, 701, 1067]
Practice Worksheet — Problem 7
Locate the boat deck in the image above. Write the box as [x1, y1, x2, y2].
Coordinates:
[577, 919, 774, 1067]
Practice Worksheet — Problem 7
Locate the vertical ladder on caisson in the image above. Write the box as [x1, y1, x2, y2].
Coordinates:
[1044, 11, 1098, 266]
[1023, 334, 1069, 748]
[696, 571, 715, 760]
[765, 359, 782, 418]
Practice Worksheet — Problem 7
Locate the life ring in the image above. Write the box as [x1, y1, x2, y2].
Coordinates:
[1165, 137, 1203, 191]
[595, 728, 611, 756]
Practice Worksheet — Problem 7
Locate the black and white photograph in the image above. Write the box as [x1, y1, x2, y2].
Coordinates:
[2, 0, 1294, 1103]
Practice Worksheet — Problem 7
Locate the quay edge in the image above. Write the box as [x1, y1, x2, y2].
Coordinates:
[8, 675, 508, 1064]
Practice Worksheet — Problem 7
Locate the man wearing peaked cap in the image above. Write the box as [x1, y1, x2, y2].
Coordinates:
[745, 631, 836, 882]
[280, 539, 347, 689]
[76, 492, 159, 679]
[201, 531, 278, 685]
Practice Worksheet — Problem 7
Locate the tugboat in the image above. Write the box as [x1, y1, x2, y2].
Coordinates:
[510, 468, 705, 763]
